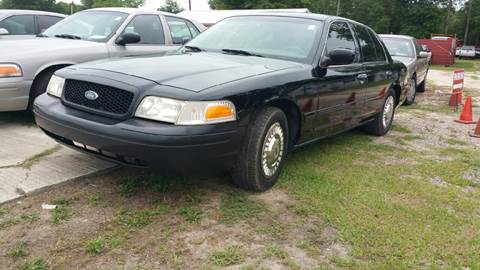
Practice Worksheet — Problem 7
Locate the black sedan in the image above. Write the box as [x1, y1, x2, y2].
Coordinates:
[34, 13, 408, 191]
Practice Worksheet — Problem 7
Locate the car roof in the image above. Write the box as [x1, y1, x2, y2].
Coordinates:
[84, 7, 175, 16]
[0, 9, 66, 17]
[378, 34, 414, 40]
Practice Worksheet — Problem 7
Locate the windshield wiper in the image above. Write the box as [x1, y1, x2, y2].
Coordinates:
[36, 33, 48, 37]
[221, 49, 264, 57]
[184, 45, 204, 52]
[54, 34, 81, 40]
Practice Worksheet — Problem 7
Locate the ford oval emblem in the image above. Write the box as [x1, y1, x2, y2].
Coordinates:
[84, 90, 99, 101]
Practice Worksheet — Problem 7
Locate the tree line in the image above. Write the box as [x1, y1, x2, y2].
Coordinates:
[0, 0, 478, 45]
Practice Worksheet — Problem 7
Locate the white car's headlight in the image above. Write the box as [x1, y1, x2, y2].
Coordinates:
[0, 64, 22, 77]
[46, 75, 65, 98]
[135, 96, 236, 125]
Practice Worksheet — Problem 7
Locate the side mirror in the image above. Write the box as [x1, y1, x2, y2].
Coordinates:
[418, 51, 429, 58]
[323, 48, 355, 66]
[0, 28, 9, 35]
[115, 32, 141, 46]
[182, 36, 191, 45]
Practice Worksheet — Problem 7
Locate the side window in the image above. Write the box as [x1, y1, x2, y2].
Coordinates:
[123, 15, 165, 45]
[37, 16, 63, 33]
[413, 39, 422, 56]
[0, 15, 35, 35]
[325, 21, 357, 58]
[166, 16, 194, 44]
[186, 21, 200, 38]
[353, 24, 377, 62]
[368, 30, 387, 62]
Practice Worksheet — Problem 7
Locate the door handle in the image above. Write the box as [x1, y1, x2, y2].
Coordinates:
[386, 71, 393, 79]
[357, 74, 368, 80]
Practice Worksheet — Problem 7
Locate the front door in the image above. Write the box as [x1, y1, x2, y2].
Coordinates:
[310, 21, 366, 137]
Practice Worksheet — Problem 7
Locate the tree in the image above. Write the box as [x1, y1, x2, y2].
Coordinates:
[81, 0, 94, 9]
[92, 0, 145, 8]
[159, 0, 185, 13]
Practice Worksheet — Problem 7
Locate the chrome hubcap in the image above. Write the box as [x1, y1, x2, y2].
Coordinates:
[382, 96, 395, 128]
[261, 122, 285, 177]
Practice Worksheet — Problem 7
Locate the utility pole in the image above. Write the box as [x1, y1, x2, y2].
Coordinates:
[189, 0, 191, 10]
[464, 0, 472, 45]
[444, 0, 453, 34]
[336, 0, 341, 16]
[70, 1, 74, 15]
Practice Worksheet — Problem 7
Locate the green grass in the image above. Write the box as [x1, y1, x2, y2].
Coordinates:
[264, 244, 288, 259]
[178, 205, 203, 223]
[391, 124, 412, 133]
[430, 59, 480, 72]
[208, 246, 245, 267]
[117, 173, 189, 196]
[85, 237, 105, 255]
[8, 242, 28, 258]
[114, 205, 169, 229]
[447, 138, 468, 146]
[277, 131, 480, 269]
[20, 259, 49, 270]
[51, 198, 74, 224]
[219, 192, 266, 223]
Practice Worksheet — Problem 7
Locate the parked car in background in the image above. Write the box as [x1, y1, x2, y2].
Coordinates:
[380, 34, 429, 105]
[0, 9, 65, 39]
[421, 44, 432, 64]
[0, 8, 205, 112]
[34, 13, 407, 192]
[457, 46, 476, 59]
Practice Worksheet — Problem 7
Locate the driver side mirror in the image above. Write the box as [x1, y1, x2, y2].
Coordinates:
[115, 32, 141, 46]
[323, 48, 355, 66]
[418, 51, 429, 58]
[0, 28, 9, 35]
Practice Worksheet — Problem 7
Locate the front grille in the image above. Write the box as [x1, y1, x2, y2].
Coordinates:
[63, 79, 134, 115]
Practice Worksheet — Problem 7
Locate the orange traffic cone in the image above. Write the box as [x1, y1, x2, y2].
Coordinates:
[455, 96, 477, 124]
[470, 118, 480, 138]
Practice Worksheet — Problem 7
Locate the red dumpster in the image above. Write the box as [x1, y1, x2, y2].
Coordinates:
[419, 37, 457, 66]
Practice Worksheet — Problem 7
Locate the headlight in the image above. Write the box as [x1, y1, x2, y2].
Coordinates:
[0, 64, 22, 77]
[46, 75, 65, 98]
[135, 96, 236, 125]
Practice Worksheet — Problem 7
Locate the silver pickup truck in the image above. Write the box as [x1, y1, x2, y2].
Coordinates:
[379, 34, 430, 105]
[0, 8, 205, 112]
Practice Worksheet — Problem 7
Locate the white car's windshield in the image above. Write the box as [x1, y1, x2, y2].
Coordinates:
[43, 11, 127, 42]
[381, 38, 415, 58]
[186, 16, 322, 63]
[462, 46, 475, 51]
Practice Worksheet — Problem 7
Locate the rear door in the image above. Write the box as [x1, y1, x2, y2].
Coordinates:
[311, 20, 366, 137]
[109, 14, 173, 57]
[352, 24, 392, 116]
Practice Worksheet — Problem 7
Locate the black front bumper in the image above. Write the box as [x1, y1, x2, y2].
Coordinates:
[33, 94, 246, 173]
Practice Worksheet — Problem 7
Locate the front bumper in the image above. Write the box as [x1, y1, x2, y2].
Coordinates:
[0, 77, 32, 111]
[33, 94, 246, 173]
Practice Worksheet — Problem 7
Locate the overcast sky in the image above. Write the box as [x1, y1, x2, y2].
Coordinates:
[58, 0, 211, 10]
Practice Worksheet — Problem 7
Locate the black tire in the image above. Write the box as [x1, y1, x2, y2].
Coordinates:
[232, 107, 289, 192]
[362, 88, 396, 136]
[28, 69, 56, 110]
[403, 77, 417, 105]
[416, 69, 428, 93]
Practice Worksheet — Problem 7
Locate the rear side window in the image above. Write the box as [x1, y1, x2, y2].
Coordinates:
[353, 24, 377, 62]
[0, 15, 35, 35]
[38, 15, 63, 33]
[123, 15, 165, 44]
[325, 21, 357, 57]
[166, 16, 197, 44]
[368, 30, 387, 61]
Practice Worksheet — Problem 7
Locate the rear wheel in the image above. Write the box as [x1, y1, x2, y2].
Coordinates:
[28, 69, 56, 110]
[362, 88, 396, 136]
[232, 107, 289, 192]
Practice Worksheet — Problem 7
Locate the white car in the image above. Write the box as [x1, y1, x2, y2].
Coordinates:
[458, 46, 476, 59]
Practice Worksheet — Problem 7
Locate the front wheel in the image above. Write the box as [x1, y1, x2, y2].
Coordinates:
[232, 107, 289, 192]
[362, 88, 396, 136]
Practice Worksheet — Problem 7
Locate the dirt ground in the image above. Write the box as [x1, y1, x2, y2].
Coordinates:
[1, 67, 479, 270]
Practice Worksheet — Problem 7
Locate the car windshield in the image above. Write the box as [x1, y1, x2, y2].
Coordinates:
[381, 38, 415, 58]
[186, 16, 322, 63]
[42, 11, 128, 42]
[462, 46, 475, 50]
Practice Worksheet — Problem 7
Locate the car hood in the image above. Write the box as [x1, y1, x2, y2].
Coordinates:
[0, 37, 105, 59]
[74, 52, 303, 92]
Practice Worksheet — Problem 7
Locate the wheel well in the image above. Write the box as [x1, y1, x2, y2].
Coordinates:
[266, 99, 301, 149]
[30, 64, 70, 94]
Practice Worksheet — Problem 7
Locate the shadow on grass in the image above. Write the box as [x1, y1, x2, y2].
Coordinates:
[0, 111, 35, 126]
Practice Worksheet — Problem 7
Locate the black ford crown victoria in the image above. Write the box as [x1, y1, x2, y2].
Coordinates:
[34, 13, 407, 191]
